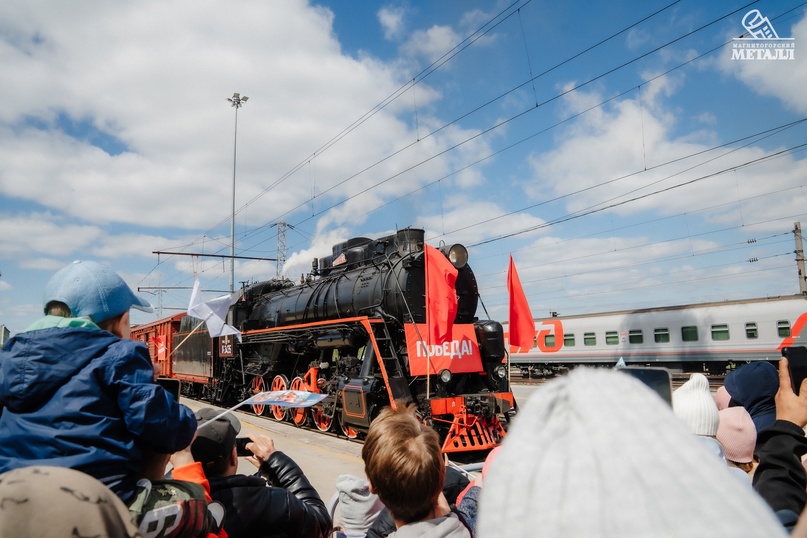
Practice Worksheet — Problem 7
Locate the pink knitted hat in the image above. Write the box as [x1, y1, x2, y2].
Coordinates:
[716, 407, 756, 464]
[481, 446, 502, 478]
[714, 385, 732, 411]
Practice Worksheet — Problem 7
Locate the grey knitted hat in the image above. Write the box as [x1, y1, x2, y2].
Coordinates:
[327, 474, 385, 535]
[477, 367, 787, 538]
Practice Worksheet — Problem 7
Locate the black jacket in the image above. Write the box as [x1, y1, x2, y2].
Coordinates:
[209, 451, 331, 538]
[752, 419, 807, 531]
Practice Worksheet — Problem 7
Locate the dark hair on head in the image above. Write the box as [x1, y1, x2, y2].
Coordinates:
[201, 452, 232, 478]
[45, 301, 71, 318]
[361, 403, 445, 524]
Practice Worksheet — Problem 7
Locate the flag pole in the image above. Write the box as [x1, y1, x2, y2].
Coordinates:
[196, 399, 247, 429]
[168, 315, 210, 359]
[410, 322, 435, 400]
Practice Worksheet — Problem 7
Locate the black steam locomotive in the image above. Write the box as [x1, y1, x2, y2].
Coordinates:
[164, 228, 515, 453]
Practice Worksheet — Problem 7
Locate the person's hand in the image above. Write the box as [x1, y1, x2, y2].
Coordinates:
[243, 434, 276, 469]
[775, 357, 807, 428]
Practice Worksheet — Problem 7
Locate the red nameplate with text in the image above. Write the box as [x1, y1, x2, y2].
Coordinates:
[404, 323, 483, 375]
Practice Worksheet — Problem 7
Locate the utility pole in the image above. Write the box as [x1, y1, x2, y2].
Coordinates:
[795, 222, 807, 294]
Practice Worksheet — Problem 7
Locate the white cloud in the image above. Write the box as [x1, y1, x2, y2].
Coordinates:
[0, 213, 102, 257]
[402, 25, 462, 64]
[1, 2, 806, 334]
[416, 196, 545, 247]
[378, 6, 406, 40]
[529, 75, 807, 229]
[719, 14, 807, 114]
[0, 212, 197, 262]
[282, 227, 351, 280]
[0, 1, 435, 238]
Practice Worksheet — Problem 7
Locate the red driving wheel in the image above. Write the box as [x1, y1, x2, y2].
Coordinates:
[250, 376, 267, 416]
[270, 375, 289, 421]
[289, 377, 308, 426]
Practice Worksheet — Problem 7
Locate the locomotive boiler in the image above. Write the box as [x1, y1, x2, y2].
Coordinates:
[157, 228, 515, 453]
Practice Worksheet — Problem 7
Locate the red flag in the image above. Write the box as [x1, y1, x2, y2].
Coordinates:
[507, 255, 535, 350]
[424, 244, 458, 347]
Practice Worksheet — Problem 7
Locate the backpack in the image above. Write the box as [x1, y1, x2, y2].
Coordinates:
[128, 478, 225, 538]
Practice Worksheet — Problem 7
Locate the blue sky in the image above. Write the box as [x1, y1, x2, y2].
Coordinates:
[1, 0, 806, 335]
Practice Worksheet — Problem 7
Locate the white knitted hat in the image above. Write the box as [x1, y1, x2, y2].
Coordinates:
[673, 373, 720, 436]
[476, 367, 787, 538]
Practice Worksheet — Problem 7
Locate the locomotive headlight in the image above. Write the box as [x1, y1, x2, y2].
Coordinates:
[439, 369, 452, 383]
[442, 244, 468, 269]
[495, 365, 507, 379]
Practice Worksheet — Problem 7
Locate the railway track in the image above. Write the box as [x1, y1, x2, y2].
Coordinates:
[511, 371, 726, 391]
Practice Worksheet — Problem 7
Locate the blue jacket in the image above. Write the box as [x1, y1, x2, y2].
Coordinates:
[0, 317, 196, 501]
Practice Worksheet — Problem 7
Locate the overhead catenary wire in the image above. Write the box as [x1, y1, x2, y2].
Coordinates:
[467, 142, 807, 247]
[154, 0, 690, 267]
[140, 3, 807, 312]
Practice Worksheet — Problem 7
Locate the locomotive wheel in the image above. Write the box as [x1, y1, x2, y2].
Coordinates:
[311, 405, 334, 432]
[289, 377, 309, 427]
[270, 375, 289, 421]
[250, 376, 267, 416]
[339, 415, 359, 439]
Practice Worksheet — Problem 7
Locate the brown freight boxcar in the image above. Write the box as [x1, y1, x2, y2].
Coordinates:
[131, 312, 185, 378]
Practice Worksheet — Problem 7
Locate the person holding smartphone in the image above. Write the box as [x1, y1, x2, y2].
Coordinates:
[190, 408, 331, 538]
[753, 356, 807, 533]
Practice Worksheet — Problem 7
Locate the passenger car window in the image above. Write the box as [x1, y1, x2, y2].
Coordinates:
[564, 333, 575, 347]
[654, 328, 670, 343]
[681, 326, 698, 342]
[711, 324, 730, 341]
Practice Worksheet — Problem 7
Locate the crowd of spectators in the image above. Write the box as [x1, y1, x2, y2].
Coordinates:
[3, 260, 807, 537]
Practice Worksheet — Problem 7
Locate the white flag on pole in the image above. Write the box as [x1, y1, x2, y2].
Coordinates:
[187, 279, 242, 343]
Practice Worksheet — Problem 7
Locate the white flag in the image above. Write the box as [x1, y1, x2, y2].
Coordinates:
[187, 279, 242, 343]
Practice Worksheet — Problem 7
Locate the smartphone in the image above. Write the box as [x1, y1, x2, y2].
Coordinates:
[617, 366, 673, 406]
[783, 347, 807, 395]
[156, 378, 181, 400]
[235, 437, 252, 457]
